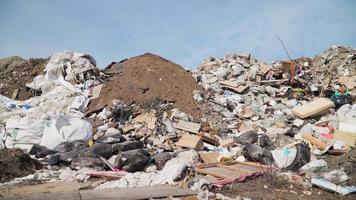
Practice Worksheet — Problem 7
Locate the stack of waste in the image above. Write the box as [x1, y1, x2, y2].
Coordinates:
[0, 56, 48, 100]
[0, 46, 355, 199]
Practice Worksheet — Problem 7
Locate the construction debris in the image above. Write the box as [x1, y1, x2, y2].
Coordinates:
[0, 45, 355, 199]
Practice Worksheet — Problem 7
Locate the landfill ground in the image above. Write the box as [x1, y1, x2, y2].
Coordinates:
[0, 46, 355, 200]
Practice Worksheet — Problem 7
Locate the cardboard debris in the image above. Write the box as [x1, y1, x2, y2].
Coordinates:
[282, 60, 296, 78]
[174, 120, 201, 134]
[199, 152, 220, 164]
[175, 133, 204, 150]
[122, 124, 135, 133]
[134, 112, 157, 129]
[292, 98, 335, 119]
[89, 84, 103, 100]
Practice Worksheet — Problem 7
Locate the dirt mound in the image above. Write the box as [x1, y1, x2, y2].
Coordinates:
[0, 149, 42, 182]
[89, 53, 202, 118]
[0, 56, 48, 100]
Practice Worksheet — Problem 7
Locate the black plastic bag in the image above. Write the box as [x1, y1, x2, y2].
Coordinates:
[243, 144, 274, 165]
[112, 141, 143, 154]
[234, 131, 258, 145]
[285, 143, 311, 171]
[54, 140, 88, 163]
[96, 133, 126, 144]
[153, 152, 173, 170]
[71, 157, 106, 170]
[29, 144, 57, 158]
[114, 149, 151, 172]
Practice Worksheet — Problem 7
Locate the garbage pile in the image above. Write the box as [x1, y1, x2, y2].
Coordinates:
[0, 46, 355, 199]
[0, 56, 48, 100]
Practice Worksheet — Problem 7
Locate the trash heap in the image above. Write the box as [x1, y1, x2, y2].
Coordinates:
[0, 46, 355, 199]
[0, 56, 48, 100]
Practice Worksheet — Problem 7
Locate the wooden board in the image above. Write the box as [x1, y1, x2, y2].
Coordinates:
[11, 89, 19, 100]
[195, 161, 269, 179]
[9, 186, 197, 200]
[219, 80, 239, 88]
[292, 98, 334, 119]
[9, 191, 81, 200]
[174, 120, 201, 134]
[80, 185, 197, 200]
[176, 133, 204, 150]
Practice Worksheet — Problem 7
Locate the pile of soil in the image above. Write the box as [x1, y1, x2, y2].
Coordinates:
[0, 149, 42, 182]
[0, 56, 47, 100]
[89, 53, 202, 118]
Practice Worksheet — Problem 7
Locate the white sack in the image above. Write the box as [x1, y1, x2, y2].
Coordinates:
[40, 117, 93, 149]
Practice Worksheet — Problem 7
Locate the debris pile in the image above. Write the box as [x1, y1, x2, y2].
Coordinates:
[0, 46, 355, 199]
[0, 56, 48, 100]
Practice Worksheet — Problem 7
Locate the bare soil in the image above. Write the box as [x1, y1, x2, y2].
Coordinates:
[0, 149, 42, 183]
[216, 175, 356, 200]
[89, 53, 202, 118]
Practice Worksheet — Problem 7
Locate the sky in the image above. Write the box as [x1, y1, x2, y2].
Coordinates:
[0, 0, 355, 69]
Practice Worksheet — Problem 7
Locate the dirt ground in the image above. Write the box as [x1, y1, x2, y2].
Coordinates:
[0, 149, 42, 183]
[88, 53, 202, 119]
[0, 56, 47, 100]
[216, 175, 356, 200]
[325, 148, 356, 185]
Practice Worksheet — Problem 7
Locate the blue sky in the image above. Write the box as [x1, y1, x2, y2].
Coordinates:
[0, 0, 355, 68]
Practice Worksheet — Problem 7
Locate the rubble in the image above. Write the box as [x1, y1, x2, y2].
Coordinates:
[0, 45, 355, 199]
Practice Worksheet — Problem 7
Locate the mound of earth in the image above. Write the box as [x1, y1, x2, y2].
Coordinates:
[89, 53, 202, 118]
[0, 56, 48, 100]
[0, 149, 42, 182]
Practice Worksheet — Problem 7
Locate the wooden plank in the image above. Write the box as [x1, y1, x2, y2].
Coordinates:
[80, 185, 197, 200]
[176, 133, 204, 150]
[174, 120, 201, 134]
[11, 89, 19, 100]
[222, 85, 249, 93]
[9, 191, 81, 200]
[257, 79, 289, 84]
[195, 161, 270, 179]
[219, 80, 239, 88]
[216, 164, 252, 173]
[302, 133, 327, 150]
[292, 98, 334, 119]
[195, 166, 242, 178]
